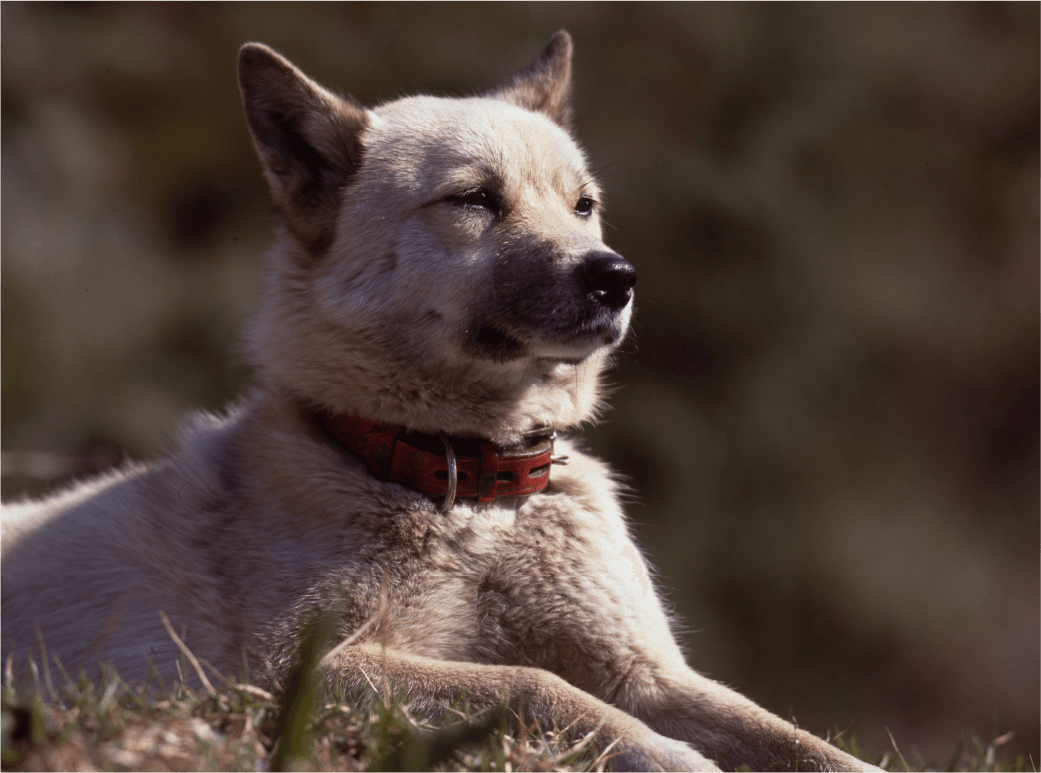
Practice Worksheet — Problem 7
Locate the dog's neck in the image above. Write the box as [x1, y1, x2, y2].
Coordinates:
[302, 407, 566, 511]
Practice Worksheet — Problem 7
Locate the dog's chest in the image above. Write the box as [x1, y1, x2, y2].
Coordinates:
[377, 490, 630, 676]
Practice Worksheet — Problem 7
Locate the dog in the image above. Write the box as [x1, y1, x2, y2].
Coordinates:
[2, 32, 877, 771]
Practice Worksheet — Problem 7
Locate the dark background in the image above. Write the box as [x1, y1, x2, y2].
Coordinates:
[2, 3, 1037, 765]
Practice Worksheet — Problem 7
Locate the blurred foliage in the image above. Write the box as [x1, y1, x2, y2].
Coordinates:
[2, 2, 1038, 765]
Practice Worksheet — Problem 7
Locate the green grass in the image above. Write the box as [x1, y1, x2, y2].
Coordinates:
[1, 634, 1031, 772]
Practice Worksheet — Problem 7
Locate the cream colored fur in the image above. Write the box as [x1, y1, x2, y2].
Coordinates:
[1, 32, 876, 771]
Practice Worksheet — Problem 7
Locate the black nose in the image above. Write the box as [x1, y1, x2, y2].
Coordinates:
[581, 252, 637, 311]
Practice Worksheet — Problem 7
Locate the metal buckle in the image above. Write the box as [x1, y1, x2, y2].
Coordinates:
[438, 433, 457, 513]
[524, 426, 556, 439]
[526, 427, 569, 466]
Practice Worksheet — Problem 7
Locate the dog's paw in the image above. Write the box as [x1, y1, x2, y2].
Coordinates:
[611, 735, 720, 772]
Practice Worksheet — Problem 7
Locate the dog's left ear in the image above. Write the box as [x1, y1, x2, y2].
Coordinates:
[485, 30, 573, 131]
[238, 43, 370, 254]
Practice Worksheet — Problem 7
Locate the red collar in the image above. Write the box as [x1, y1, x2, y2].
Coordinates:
[307, 410, 562, 510]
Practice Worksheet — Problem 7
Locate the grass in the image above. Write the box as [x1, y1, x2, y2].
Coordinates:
[0, 659, 609, 772]
[0, 618, 606, 773]
[0, 628, 1032, 772]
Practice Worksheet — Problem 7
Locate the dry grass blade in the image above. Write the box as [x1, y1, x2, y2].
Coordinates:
[230, 682, 276, 702]
[886, 725, 911, 772]
[318, 614, 378, 670]
[158, 610, 216, 697]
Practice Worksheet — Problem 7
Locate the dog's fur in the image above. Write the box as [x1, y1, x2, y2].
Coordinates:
[2, 33, 875, 771]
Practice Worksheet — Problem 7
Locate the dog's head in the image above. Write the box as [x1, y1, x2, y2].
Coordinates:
[239, 32, 634, 443]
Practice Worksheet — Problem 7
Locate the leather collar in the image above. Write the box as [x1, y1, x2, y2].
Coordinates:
[305, 409, 563, 511]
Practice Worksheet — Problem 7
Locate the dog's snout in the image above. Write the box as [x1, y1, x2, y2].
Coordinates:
[581, 252, 637, 310]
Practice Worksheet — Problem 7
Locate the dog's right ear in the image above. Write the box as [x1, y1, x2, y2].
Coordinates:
[485, 31, 574, 131]
[238, 43, 369, 254]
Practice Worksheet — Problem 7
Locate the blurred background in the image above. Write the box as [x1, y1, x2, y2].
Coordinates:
[2, 3, 1037, 765]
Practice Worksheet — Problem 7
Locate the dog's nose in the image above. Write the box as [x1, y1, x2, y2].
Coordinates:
[581, 252, 637, 310]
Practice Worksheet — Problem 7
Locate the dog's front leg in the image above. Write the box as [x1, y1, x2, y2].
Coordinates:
[616, 665, 879, 772]
[325, 643, 718, 771]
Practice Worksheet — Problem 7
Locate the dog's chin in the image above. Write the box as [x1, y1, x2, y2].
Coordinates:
[530, 326, 625, 364]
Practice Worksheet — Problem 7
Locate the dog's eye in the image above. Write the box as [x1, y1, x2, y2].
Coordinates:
[574, 196, 597, 217]
[447, 188, 500, 216]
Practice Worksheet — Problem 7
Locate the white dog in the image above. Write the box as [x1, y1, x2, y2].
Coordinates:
[2, 32, 876, 771]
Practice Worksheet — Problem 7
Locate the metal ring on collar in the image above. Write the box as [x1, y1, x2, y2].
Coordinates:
[438, 433, 457, 513]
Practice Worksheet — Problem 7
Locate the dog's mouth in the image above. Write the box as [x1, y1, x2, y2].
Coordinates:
[530, 325, 624, 363]
[468, 322, 529, 363]
[468, 311, 628, 365]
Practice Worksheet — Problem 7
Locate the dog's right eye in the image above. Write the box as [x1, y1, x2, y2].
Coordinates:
[574, 196, 597, 217]
[447, 188, 501, 216]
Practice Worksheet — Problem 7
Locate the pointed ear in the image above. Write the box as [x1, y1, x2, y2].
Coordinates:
[485, 30, 574, 131]
[238, 43, 369, 253]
